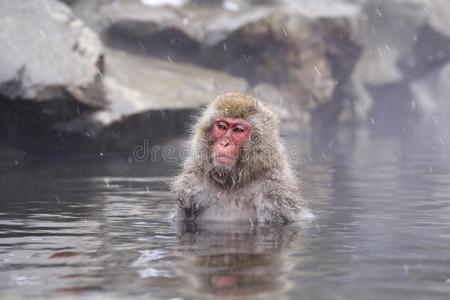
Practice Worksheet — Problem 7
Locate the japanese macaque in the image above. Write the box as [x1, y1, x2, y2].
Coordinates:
[170, 92, 307, 223]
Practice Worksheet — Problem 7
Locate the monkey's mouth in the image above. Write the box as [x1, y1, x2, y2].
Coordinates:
[214, 155, 237, 166]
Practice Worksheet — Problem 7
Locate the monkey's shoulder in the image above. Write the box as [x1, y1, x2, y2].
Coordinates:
[177, 178, 303, 223]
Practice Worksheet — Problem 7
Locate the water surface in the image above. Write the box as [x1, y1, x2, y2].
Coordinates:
[1, 117, 450, 299]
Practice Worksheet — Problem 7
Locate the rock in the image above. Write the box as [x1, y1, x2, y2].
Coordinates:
[0, 46, 248, 154]
[105, 47, 247, 108]
[204, 2, 362, 124]
[425, 0, 450, 38]
[350, 0, 427, 85]
[348, 0, 450, 121]
[0, 0, 248, 154]
[398, 24, 450, 80]
[61, 47, 248, 133]
[70, 0, 361, 125]
[0, 0, 105, 107]
[203, 4, 361, 115]
[410, 62, 450, 115]
[252, 83, 307, 124]
[350, 0, 450, 82]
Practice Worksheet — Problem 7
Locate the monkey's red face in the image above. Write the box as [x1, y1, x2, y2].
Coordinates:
[211, 118, 252, 167]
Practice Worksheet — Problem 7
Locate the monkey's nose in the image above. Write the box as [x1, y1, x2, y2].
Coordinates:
[220, 138, 230, 147]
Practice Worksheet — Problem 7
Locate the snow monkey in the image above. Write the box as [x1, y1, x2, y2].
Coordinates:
[170, 92, 308, 223]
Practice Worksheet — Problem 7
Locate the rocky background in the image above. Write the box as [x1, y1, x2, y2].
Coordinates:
[0, 0, 449, 156]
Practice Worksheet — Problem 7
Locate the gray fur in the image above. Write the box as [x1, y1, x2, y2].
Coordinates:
[170, 92, 307, 223]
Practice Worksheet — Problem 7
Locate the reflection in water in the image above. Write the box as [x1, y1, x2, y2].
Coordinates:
[173, 222, 306, 298]
[1, 114, 450, 299]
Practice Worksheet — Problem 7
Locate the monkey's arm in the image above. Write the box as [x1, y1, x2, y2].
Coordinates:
[170, 172, 201, 221]
[258, 182, 304, 223]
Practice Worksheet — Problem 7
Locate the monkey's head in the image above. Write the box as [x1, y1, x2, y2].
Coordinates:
[189, 92, 284, 187]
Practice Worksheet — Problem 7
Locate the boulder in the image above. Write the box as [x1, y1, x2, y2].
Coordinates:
[350, 0, 427, 85]
[410, 62, 450, 115]
[70, 0, 362, 125]
[202, 4, 361, 117]
[56, 47, 248, 152]
[425, 0, 450, 38]
[348, 0, 450, 120]
[397, 0, 450, 81]
[350, 0, 450, 83]
[0, 0, 248, 154]
[0, 0, 105, 107]
[0, 45, 248, 154]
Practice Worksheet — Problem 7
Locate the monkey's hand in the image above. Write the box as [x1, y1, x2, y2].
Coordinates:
[174, 195, 199, 221]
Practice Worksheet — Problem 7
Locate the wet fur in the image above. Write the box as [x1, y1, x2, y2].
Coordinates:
[170, 92, 306, 223]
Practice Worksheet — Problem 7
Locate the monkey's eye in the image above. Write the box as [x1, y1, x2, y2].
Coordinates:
[233, 126, 245, 133]
[216, 122, 227, 130]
